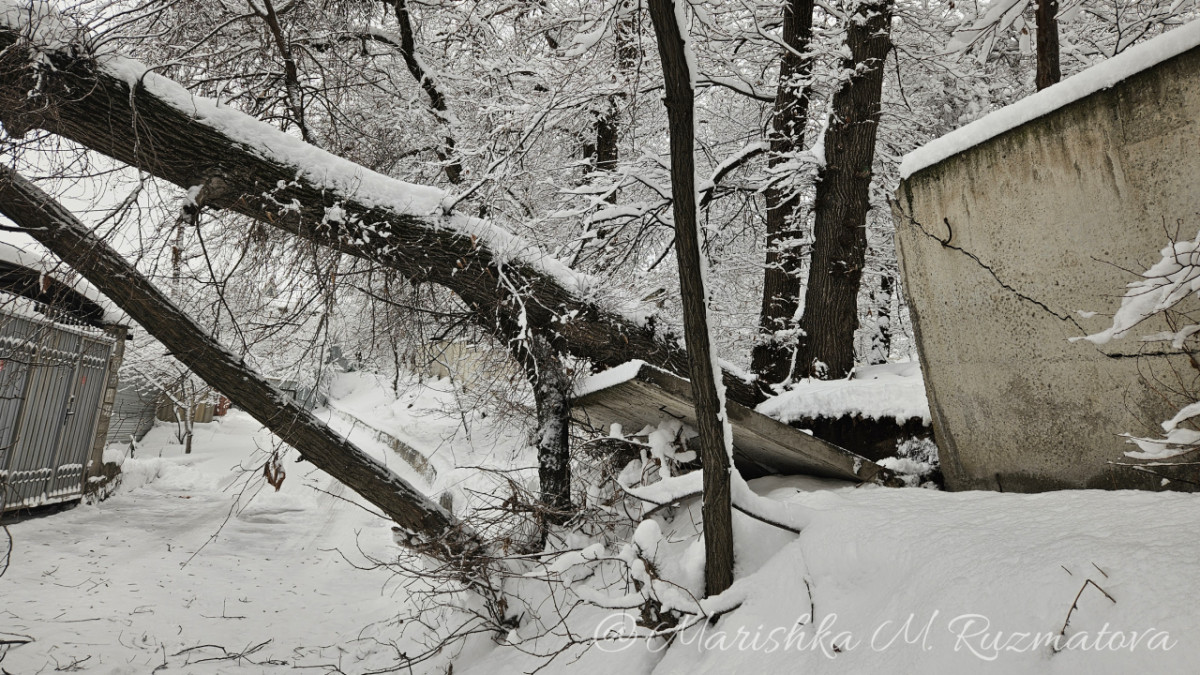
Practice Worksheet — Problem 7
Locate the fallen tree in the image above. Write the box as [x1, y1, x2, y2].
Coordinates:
[0, 163, 480, 561]
[0, 11, 764, 407]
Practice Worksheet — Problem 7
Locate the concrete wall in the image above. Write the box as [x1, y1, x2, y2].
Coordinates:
[894, 45, 1200, 492]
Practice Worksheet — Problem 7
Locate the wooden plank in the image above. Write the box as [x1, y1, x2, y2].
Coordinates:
[574, 362, 898, 485]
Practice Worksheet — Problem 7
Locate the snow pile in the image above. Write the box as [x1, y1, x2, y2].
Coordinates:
[901, 18, 1200, 179]
[756, 361, 931, 424]
[463, 482, 1200, 675]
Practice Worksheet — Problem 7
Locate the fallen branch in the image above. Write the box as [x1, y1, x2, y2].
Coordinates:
[0, 12, 764, 408]
[0, 164, 480, 562]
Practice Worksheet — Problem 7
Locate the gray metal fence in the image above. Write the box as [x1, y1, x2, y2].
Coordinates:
[0, 302, 116, 513]
[105, 377, 157, 446]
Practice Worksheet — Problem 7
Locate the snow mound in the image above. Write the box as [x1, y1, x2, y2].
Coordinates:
[756, 361, 931, 424]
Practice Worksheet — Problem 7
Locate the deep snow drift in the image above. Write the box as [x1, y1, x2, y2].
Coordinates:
[1, 373, 1198, 674]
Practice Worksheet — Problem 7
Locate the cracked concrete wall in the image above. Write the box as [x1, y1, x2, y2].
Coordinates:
[894, 45, 1200, 492]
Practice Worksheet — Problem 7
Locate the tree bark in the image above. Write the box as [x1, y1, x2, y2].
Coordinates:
[0, 22, 764, 408]
[647, 0, 734, 597]
[793, 0, 893, 380]
[750, 0, 815, 385]
[0, 164, 478, 561]
[1035, 0, 1061, 90]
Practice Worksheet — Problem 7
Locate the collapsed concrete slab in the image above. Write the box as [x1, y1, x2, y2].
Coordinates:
[573, 361, 899, 485]
[893, 21, 1200, 492]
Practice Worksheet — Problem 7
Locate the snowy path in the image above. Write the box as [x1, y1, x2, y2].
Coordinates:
[0, 412, 420, 674]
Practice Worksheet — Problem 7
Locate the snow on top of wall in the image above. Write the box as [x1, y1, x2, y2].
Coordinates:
[900, 18, 1200, 180]
[756, 360, 931, 424]
[0, 1, 600, 308]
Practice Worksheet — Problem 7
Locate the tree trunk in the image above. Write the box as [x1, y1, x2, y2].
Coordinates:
[793, 0, 893, 381]
[869, 273, 892, 365]
[1035, 0, 1061, 90]
[0, 22, 764, 408]
[751, 0, 815, 385]
[389, 0, 462, 183]
[647, 0, 734, 597]
[511, 335, 573, 530]
[0, 165, 478, 561]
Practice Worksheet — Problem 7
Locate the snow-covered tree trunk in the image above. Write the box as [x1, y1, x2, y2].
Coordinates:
[647, 0, 734, 597]
[0, 165, 479, 561]
[0, 19, 765, 408]
[511, 335, 573, 530]
[751, 0, 815, 385]
[793, 0, 894, 380]
[386, 0, 462, 184]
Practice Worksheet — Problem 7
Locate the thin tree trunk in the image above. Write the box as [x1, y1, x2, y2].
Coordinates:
[751, 0, 815, 384]
[870, 273, 892, 365]
[389, 0, 462, 183]
[793, 0, 893, 380]
[250, 0, 311, 142]
[647, 0, 734, 597]
[1035, 0, 1061, 90]
[0, 24, 765, 407]
[0, 165, 478, 561]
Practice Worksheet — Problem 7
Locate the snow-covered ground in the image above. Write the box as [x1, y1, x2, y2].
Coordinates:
[2, 374, 1199, 674]
[0, 410, 453, 674]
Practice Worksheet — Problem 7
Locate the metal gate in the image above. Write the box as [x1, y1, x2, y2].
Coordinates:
[0, 304, 115, 513]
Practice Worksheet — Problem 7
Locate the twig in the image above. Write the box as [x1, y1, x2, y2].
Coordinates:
[1056, 578, 1116, 649]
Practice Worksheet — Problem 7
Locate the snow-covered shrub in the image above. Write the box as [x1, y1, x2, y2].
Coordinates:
[1080, 226, 1200, 459]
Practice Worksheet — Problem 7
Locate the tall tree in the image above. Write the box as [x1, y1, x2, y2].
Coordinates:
[751, 0, 815, 384]
[1035, 0, 1061, 89]
[793, 0, 894, 380]
[647, 0, 735, 597]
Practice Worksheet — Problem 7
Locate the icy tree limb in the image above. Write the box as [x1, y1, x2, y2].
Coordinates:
[648, 0, 735, 597]
[0, 14, 764, 408]
[0, 164, 480, 561]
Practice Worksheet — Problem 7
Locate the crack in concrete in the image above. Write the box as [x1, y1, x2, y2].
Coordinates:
[895, 203, 1088, 334]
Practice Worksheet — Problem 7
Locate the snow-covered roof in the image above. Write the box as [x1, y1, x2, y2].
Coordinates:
[0, 235, 129, 326]
[900, 18, 1200, 180]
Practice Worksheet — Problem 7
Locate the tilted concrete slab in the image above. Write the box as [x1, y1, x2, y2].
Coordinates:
[893, 22, 1200, 492]
[573, 361, 897, 485]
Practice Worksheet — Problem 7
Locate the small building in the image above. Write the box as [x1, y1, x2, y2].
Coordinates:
[0, 242, 129, 514]
[894, 22, 1200, 491]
